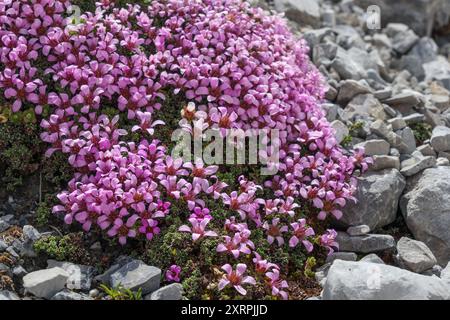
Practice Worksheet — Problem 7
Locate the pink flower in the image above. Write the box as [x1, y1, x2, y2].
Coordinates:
[266, 269, 289, 300]
[253, 252, 278, 274]
[262, 218, 288, 246]
[132, 111, 165, 135]
[218, 264, 256, 296]
[178, 218, 218, 241]
[320, 229, 339, 255]
[289, 219, 315, 252]
[165, 265, 181, 283]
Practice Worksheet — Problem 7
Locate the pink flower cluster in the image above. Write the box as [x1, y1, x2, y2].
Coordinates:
[0, 0, 370, 299]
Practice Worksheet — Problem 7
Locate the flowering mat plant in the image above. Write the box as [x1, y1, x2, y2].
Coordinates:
[0, 0, 370, 300]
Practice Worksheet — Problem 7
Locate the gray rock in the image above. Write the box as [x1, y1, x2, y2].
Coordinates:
[384, 92, 421, 109]
[23, 267, 69, 299]
[430, 126, 450, 152]
[341, 94, 386, 121]
[355, 139, 390, 156]
[0, 263, 11, 277]
[0, 215, 13, 233]
[437, 157, 450, 166]
[322, 103, 339, 122]
[0, 239, 7, 252]
[274, 0, 321, 27]
[441, 262, 450, 284]
[401, 167, 450, 265]
[397, 237, 438, 273]
[22, 225, 41, 242]
[347, 225, 371, 236]
[374, 88, 393, 101]
[0, 290, 20, 300]
[421, 265, 443, 277]
[340, 169, 405, 230]
[13, 265, 27, 277]
[322, 260, 450, 300]
[370, 155, 400, 171]
[423, 56, 450, 91]
[146, 283, 183, 300]
[330, 120, 349, 144]
[94, 255, 134, 284]
[89, 289, 100, 298]
[336, 80, 372, 105]
[388, 118, 407, 131]
[392, 29, 420, 54]
[409, 37, 438, 64]
[325, 85, 338, 102]
[303, 28, 334, 49]
[417, 144, 436, 157]
[400, 127, 417, 154]
[430, 94, 450, 112]
[360, 254, 385, 264]
[326, 252, 357, 264]
[400, 155, 436, 177]
[109, 260, 161, 295]
[51, 289, 93, 300]
[313, 42, 338, 67]
[398, 55, 424, 80]
[403, 113, 426, 125]
[370, 120, 392, 140]
[47, 260, 95, 291]
[337, 232, 396, 253]
[331, 48, 367, 80]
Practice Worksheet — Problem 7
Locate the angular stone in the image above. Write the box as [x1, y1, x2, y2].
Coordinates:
[401, 167, 450, 265]
[388, 118, 407, 131]
[417, 144, 436, 157]
[109, 260, 161, 295]
[23, 267, 69, 299]
[374, 88, 392, 101]
[47, 260, 95, 291]
[400, 155, 436, 177]
[355, 139, 390, 156]
[51, 289, 93, 300]
[437, 157, 450, 166]
[146, 283, 183, 301]
[392, 29, 420, 54]
[0, 290, 20, 300]
[331, 48, 367, 80]
[347, 225, 371, 236]
[337, 232, 396, 253]
[409, 37, 438, 64]
[424, 56, 450, 91]
[322, 260, 450, 300]
[322, 103, 339, 122]
[336, 79, 372, 105]
[370, 120, 392, 140]
[22, 225, 41, 242]
[340, 169, 405, 230]
[330, 120, 349, 144]
[403, 113, 426, 125]
[326, 252, 357, 264]
[384, 92, 421, 109]
[430, 126, 450, 152]
[360, 254, 385, 264]
[421, 265, 442, 277]
[341, 94, 386, 121]
[274, 0, 321, 27]
[370, 155, 400, 171]
[397, 237, 438, 273]
[400, 127, 417, 154]
[430, 94, 450, 111]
